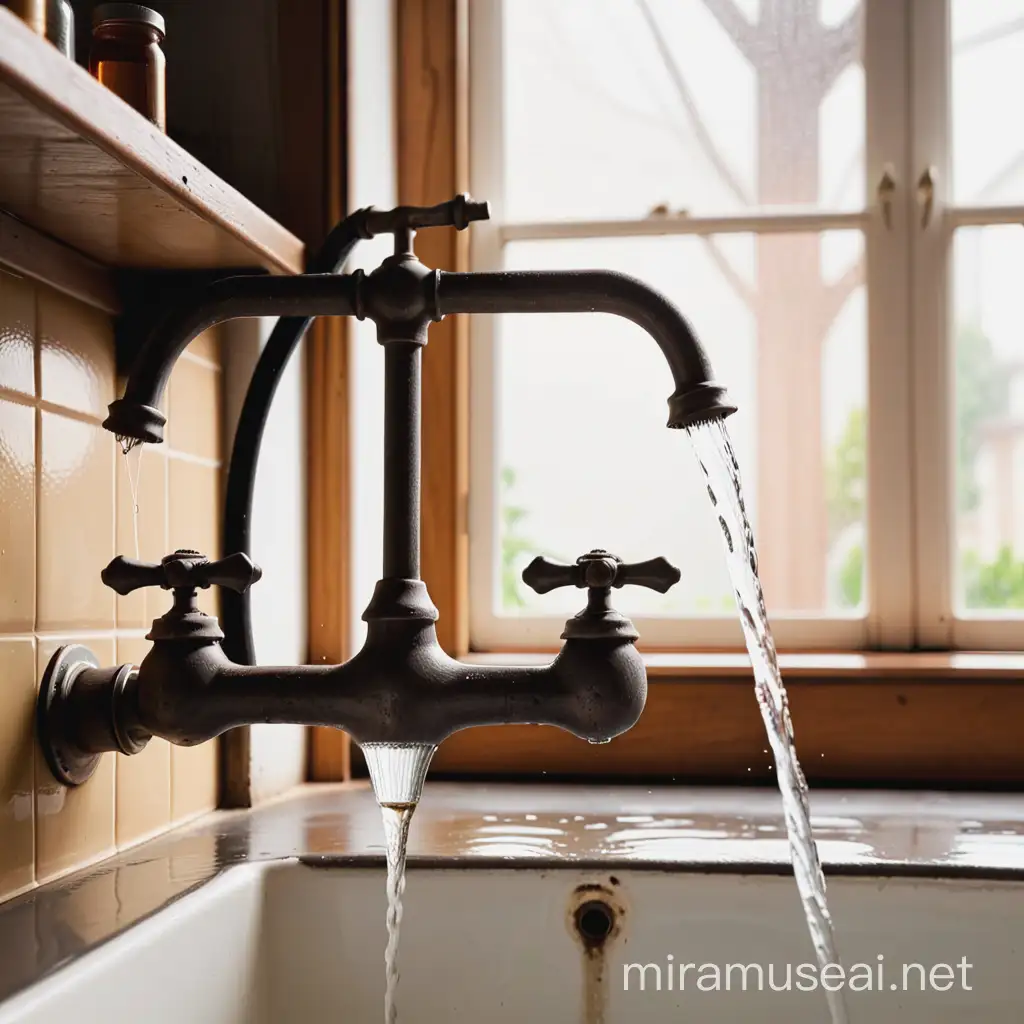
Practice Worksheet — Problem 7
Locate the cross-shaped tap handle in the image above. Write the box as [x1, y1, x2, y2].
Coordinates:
[101, 550, 263, 597]
[522, 549, 680, 595]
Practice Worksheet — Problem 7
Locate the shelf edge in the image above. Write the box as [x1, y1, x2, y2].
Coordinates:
[0, 10, 304, 276]
[0, 212, 119, 314]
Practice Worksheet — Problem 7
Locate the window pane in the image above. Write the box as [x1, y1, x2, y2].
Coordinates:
[952, 1, 1024, 204]
[494, 232, 866, 618]
[502, 0, 865, 221]
[954, 226, 1024, 613]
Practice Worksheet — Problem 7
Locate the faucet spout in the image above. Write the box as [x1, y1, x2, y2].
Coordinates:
[436, 269, 736, 427]
[103, 273, 360, 445]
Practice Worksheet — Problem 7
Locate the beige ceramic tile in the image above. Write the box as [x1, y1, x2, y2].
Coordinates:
[115, 636, 170, 848]
[115, 445, 167, 628]
[35, 636, 116, 883]
[0, 400, 34, 633]
[0, 638, 36, 899]
[167, 355, 220, 462]
[37, 413, 115, 631]
[38, 285, 114, 417]
[0, 268, 35, 397]
[168, 456, 221, 616]
[171, 741, 218, 824]
[185, 325, 220, 365]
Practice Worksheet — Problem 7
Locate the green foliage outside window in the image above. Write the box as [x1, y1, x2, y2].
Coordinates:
[500, 324, 1024, 615]
[500, 466, 534, 609]
[827, 323, 1024, 610]
[962, 547, 1024, 610]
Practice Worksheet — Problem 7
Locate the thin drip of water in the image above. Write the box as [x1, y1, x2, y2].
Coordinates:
[362, 743, 437, 1024]
[686, 419, 849, 1024]
[382, 803, 414, 1024]
[120, 442, 145, 560]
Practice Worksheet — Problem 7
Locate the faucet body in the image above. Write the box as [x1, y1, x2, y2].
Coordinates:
[76, 593, 647, 749]
[38, 196, 735, 789]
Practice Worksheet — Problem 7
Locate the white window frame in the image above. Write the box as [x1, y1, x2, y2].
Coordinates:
[466, 0, 1022, 653]
[910, 0, 1024, 651]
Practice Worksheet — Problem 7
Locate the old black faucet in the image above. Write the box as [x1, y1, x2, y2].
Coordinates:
[36, 195, 736, 800]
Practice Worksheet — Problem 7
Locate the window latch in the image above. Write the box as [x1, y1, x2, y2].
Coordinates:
[917, 166, 937, 229]
[877, 166, 896, 231]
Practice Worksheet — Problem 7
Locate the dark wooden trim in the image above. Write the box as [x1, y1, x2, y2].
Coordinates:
[221, 0, 351, 792]
[308, 0, 352, 781]
[308, 313, 352, 781]
[218, 732, 252, 809]
[396, 0, 470, 657]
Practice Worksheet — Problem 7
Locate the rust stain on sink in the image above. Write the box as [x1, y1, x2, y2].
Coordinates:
[568, 879, 626, 1024]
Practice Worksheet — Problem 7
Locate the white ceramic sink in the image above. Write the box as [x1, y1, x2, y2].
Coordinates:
[0, 858, 1020, 1023]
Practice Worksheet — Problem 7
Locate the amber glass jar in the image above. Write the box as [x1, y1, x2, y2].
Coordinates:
[2, 0, 46, 35]
[89, 3, 166, 131]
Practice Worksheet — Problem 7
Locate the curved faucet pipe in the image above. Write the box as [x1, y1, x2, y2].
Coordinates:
[105, 258, 735, 658]
[220, 210, 374, 665]
[102, 273, 362, 445]
[435, 269, 736, 427]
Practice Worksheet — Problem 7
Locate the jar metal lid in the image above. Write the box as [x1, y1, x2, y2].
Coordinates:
[92, 3, 165, 36]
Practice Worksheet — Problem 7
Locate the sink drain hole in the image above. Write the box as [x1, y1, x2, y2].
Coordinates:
[575, 899, 615, 948]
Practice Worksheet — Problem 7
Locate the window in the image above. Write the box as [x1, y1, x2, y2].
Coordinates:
[465, 0, 1024, 653]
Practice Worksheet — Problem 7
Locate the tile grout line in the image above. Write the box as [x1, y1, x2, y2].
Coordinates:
[0, 409, 223, 466]
[32, 628, 151, 640]
[0, 383, 108, 429]
[164, 447, 221, 470]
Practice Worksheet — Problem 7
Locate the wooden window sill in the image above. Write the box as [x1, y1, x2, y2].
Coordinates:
[434, 650, 1024, 785]
[462, 650, 1024, 680]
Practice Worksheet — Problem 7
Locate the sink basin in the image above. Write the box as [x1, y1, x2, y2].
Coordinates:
[0, 858, 1019, 1022]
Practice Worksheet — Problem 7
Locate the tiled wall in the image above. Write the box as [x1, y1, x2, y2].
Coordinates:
[0, 264, 223, 902]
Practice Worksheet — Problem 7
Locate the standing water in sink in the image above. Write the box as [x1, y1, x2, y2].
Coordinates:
[362, 743, 437, 1024]
[686, 419, 849, 1024]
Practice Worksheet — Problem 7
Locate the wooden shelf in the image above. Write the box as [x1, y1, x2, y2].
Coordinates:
[0, 10, 303, 275]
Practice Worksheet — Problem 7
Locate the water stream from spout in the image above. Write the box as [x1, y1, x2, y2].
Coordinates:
[686, 419, 849, 1024]
[119, 442, 145, 560]
[381, 803, 414, 1024]
[362, 742, 437, 1024]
